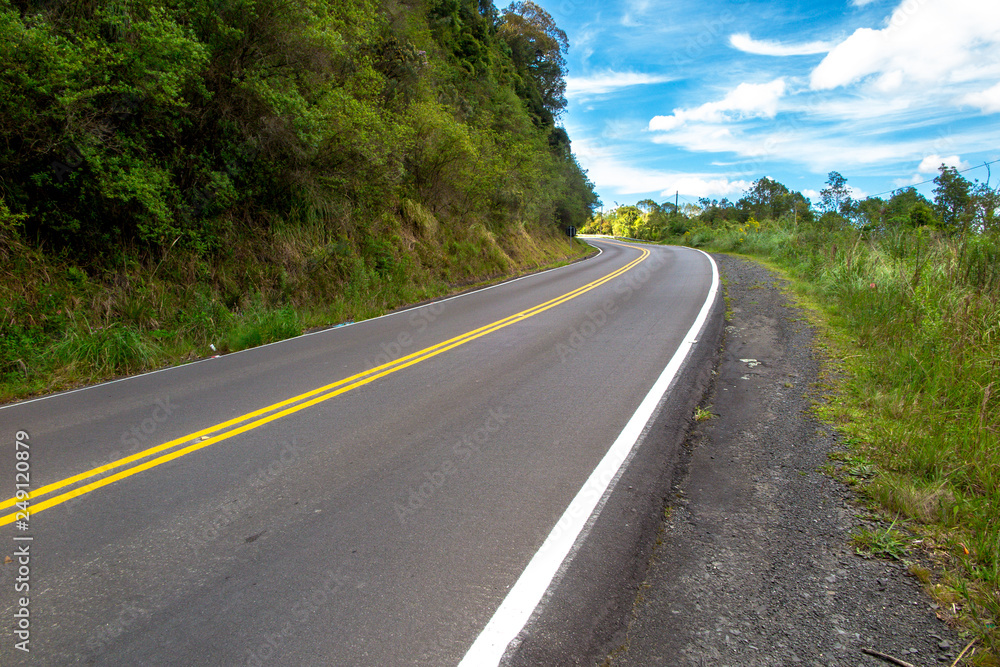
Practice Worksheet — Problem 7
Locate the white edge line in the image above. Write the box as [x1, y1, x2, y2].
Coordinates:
[457, 246, 720, 667]
[1, 244, 605, 411]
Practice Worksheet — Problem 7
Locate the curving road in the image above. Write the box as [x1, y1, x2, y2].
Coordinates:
[0, 240, 719, 666]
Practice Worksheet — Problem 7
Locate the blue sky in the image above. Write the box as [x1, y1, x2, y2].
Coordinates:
[531, 0, 1000, 211]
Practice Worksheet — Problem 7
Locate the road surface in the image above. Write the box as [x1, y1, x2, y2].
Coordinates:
[0, 239, 719, 665]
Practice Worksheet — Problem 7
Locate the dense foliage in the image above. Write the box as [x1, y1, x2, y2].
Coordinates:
[0, 0, 597, 394]
[0, 0, 596, 255]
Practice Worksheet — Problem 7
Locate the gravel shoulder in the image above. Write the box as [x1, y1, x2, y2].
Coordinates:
[610, 254, 963, 667]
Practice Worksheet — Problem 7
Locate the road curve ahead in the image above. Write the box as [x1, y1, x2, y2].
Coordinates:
[0, 240, 718, 666]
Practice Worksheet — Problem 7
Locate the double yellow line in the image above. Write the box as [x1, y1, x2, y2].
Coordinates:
[1, 243, 649, 526]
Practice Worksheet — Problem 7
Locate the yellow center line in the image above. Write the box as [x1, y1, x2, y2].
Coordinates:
[1, 244, 644, 511]
[1, 243, 649, 526]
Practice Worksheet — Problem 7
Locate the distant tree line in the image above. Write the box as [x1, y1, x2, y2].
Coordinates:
[583, 166, 999, 240]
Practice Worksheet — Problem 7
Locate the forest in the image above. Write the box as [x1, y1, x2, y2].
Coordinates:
[0, 0, 598, 397]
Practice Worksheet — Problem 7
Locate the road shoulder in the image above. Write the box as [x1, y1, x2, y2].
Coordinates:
[610, 254, 962, 666]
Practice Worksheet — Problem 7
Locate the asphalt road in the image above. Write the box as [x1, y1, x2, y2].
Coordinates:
[0, 239, 719, 666]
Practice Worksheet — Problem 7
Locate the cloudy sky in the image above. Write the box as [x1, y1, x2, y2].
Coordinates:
[535, 0, 1000, 210]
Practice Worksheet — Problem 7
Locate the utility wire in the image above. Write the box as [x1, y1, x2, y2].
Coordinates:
[869, 157, 1000, 198]
[647, 158, 1000, 210]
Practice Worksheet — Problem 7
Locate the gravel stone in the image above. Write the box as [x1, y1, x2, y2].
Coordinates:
[610, 254, 961, 667]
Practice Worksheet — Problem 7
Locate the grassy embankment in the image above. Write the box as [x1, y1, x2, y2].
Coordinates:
[0, 209, 588, 403]
[676, 222, 999, 663]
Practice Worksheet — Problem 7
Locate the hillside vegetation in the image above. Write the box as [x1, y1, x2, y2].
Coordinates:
[0, 0, 598, 400]
[596, 169, 1000, 663]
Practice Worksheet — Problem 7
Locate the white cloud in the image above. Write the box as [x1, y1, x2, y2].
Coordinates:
[648, 79, 786, 131]
[799, 91, 917, 122]
[893, 174, 927, 187]
[570, 138, 675, 194]
[811, 0, 1000, 91]
[570, 138, 750, 198]
[647, 113, 1000, 176]
[729, 33, 834, 57]
[659, 177, 751, 199]
[851, 0, 878, 6]
[917, 154, 969, 173]
[962, 82, 1000, 113]
[566, 71, 673, 99]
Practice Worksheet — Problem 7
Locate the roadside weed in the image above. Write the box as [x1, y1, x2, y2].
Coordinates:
[669, 226, 1000, 660]
[852, 520, 910, 561]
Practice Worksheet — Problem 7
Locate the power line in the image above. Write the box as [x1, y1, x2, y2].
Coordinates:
[869, 157, 1000, 199]
[645, 157, 1000, 210]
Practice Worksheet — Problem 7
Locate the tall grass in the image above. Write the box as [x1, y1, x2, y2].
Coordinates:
[0, 223, 588, 403]
[51, 322, 163, 378]
[679, 221, 999, 662]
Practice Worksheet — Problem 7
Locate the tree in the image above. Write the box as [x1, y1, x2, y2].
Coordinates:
[909, 202, 936, 228]
[500, 1, 569, 124]
[933, 166, 974, 233]
[611, 205, 642, 237]
[820, 171, 851, 215]
[784, 191, 814, 226]
[697, 197, 735, 226]
[884, 187, 934, 227]
[971, 180, 1000, 233]
[738, 177, 790, 221]
[635, 199, 659, 213]
[851, 197, 886, 232]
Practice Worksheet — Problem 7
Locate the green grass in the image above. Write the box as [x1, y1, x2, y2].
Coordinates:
[852, 520, 910, 561]
[225, 304, 303, 353]
[0, 225, 590, 403]
[51, 322, 163, 378]
[694, 405, 714, 422]
[667, 221, 1000, 664]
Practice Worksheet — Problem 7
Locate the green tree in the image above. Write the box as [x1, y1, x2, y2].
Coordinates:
[636, 199, 661, 214]
[428, 0, 495, 77]
[885, 187, 935, 227]
[851, 197, 887, 232]
[820, 171, 851, 215]
[783, 191, 814, 226]
[971, 180, 1000, 233]
[0, 0, 597, 261]
[909, 202, 937, 228]
[611, 205, 642, 237]
[697, 197, 736, 226]
[738, 177, 790, 221]
[499, 1, 568, 125]
[933, 166, 974, 233]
